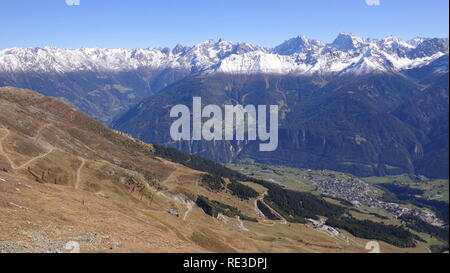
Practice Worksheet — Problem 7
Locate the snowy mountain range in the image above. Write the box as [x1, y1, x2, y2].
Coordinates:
[0, 33, 448, 180]
[1, 33, 448, 75]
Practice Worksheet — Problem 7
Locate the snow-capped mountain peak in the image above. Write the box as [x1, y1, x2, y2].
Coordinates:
[331, 32, 366, 51]
[272, 35, 325, 55]
[379, 36, 414, 49]
[409, 37, 428, 47]
[0, 34, 448, 76]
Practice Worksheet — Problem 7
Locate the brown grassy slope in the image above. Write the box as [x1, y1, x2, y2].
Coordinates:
[0, 87, 422, 253]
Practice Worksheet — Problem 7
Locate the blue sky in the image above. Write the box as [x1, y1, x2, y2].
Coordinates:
[1, 0, 448, 49]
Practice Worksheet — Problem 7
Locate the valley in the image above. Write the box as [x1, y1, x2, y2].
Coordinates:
[0, 0, 448, 264]
[1, 86, 445, 253]
[228, 162, 449, 250]
[0, 31, 448, 255]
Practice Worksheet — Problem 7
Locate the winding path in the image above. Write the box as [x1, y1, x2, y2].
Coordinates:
[75, 157, 85, 189]
[0, 128, 55, 170]
[0, 127, 86, 190]
[183, 201, 193, 221]
[33, 123, 52, 144]
[0, 128, 17, 169]
[255, 192, 287, 225]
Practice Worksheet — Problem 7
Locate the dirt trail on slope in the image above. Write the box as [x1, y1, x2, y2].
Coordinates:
[16, 149, 55, 170]
[255, 192, 287, 225]
[254, 197, 266, 218]
[171, 195, 194, 221]
[160, 160, 190, 184]
[183, 202, 193, 221]
[75, 157, 85, 189]
[254, 198, 276, 226]
[1, 127, 89, 190]
[0, 128, 55, 170]
[0, 128, 17, 169]
[235, 216, 249, 231]
[160, 159, 200, 221]
[33, 123, 52, 144]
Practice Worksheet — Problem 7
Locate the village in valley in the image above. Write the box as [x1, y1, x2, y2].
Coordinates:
[228, 163, 447, 228]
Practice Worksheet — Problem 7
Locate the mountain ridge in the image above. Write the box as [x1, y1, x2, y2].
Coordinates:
[1, 33, 447, 75]
[1, 33, 447, 123]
